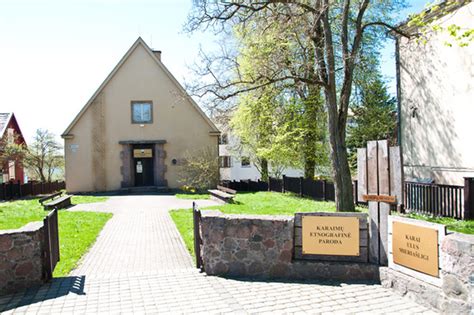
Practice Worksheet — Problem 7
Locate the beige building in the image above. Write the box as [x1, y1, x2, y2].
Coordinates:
[396, 2, 474, 185]
[62, 38, 220, 193]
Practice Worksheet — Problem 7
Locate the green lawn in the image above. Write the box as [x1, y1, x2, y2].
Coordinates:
[170, 208, 196, 258]
[0, 198, 112, 277]
[71, 195, 109, 204]
[170, 191, 474, 258]
[54, 211, 111, 277]
[404, 213, 474, 235]
[170, 191, 360, 258]
[203, 191, 362, 214]
[175, 193, 210, 200]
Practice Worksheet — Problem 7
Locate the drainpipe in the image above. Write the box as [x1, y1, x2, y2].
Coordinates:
[395, 36, 402, 148]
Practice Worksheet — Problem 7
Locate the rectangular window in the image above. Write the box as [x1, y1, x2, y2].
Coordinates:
[219, 156, 232, 168]
[7, 128, 14, 144]
[219, 134, 228, 145]
[241, 157, 250, 167]
[131, 101, 153, 124]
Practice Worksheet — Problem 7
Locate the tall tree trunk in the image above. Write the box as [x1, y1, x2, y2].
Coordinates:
[304, 158, 315, 179]
[302, 99, 318, 179]
[326, 90, 355, 211]
[260, 158, 269, 182]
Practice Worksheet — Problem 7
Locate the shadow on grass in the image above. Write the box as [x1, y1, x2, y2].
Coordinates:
[0, 276, 86, 312]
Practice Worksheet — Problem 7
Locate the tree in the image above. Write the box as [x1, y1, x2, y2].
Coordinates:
[408, 1, 474, 47]
[187, 0, 409, 211]
[347, 75, 397, 170]
[0, 137, 26, 170]
[25, 129, 63, 182]
[178, 146, 219, 190]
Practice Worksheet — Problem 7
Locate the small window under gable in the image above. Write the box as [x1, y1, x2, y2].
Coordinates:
[131, 101, 153, 124]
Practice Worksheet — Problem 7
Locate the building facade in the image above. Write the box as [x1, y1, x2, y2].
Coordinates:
[396, 2, 474, 185]
[0, 113, 26, 184]
[62, 38, 220, 193]
[218, 132, 303, 181]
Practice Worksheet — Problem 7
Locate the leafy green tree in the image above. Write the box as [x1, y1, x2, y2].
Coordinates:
[231, 88, 302, 181]
[178, 146, 219, 190]
[408, 1, 473, 47]
[187, 0, 409, 211]
[347, 76, 397, 170]
[24, 129, 63, 182]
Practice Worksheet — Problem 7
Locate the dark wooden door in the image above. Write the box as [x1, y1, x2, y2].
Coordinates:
[134, 158, 154, 186]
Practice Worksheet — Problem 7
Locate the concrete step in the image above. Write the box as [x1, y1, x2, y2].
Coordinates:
[119, 186, 170, 195]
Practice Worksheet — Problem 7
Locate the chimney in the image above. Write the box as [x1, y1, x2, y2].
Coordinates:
[153, 50, 162, 61]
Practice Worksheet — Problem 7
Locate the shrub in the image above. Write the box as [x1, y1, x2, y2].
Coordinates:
[178, 146, 219, 190]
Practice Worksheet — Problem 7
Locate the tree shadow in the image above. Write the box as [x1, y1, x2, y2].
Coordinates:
[0, 276, 86, 312]
[217, 275, 380, 287]
[399, 35, 465, 185]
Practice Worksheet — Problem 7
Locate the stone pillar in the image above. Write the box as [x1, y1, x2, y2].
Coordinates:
[120, 145, 132, 188]
[154, 144, 167, 187]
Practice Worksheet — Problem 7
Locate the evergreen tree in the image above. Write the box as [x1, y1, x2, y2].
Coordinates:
[347, 76, 397, 171]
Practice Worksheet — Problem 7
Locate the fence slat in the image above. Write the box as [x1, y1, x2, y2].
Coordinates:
[404, 181, 464, 219]
[0, 181, 65, 201]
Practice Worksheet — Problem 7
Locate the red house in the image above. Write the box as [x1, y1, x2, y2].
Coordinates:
[0, 113, 27, 184]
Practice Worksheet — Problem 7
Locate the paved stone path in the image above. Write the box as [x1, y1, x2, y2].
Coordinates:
[0, 195, 437, 314]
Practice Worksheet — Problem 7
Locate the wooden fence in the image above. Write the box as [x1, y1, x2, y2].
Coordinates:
[404, 180, 473, 220]
[221, 180, 269, 192]
[221, 176, 474, 220]
[43, 208, 60, 280]
[223, 176, 341, 202]
[0, 180, 65, 200]
[192, 202, 204, 271]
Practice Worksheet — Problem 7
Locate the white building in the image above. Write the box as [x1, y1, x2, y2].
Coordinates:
[396, 1, 474, 185]
[218, 132, 303, 181]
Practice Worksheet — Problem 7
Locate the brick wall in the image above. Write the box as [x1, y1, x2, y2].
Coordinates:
[0, 222, 46, 295]
[380, 233, 474, 314]
[200, 211, 379, 281]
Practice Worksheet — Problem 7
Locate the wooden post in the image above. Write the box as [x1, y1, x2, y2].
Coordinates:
[322, 180, 327, 201]
[377, 140, 390, 266]
[367, 141, 380, 264]
[299, 177, 303, 197]
[464, 177, 474, 220]
[359, 140, 400, 266]
[353, 180, 359, 206]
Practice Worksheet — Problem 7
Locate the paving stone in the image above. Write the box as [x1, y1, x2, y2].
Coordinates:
[0, 196, 438, 314]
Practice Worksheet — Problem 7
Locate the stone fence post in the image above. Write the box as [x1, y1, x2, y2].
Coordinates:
[464, 177, 474, 220]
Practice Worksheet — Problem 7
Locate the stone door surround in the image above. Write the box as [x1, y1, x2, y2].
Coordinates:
[119, 140, 167, 188]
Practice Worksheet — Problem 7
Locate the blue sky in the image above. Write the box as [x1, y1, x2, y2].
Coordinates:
[0, 0, 427, 143]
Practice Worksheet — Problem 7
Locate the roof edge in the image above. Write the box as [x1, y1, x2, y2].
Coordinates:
[62, 37, 220, 137]
[396, 0, 470, 35]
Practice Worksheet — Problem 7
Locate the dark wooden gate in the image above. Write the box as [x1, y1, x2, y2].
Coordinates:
[192, 202, 204, 271]
[43, 208, 60, 280]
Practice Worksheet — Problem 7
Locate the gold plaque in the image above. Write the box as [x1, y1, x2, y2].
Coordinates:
[302, 216, 360, 256]
[362, 194, 397, 203]
[133, 149, 153, 158]
[392, 221, 439, 277]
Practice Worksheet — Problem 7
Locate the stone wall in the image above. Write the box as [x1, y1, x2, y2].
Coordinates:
[381, 232, 474, 314]
[200, 211, 379, 281]
[0, 222, 46, 295]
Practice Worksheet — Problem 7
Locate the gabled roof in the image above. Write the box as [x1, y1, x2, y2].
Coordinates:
[396, 0, 470, 34]
[62, 37, 220, 137]
[0, 113, 12, 136]
[0, 113, 26, 145]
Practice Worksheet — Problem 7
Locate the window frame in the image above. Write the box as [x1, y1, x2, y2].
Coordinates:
[131, 101, 153, 124]
[219, 134, 228, 145]
[219, 156, 232, 168]
[241, 156, 251, 168]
